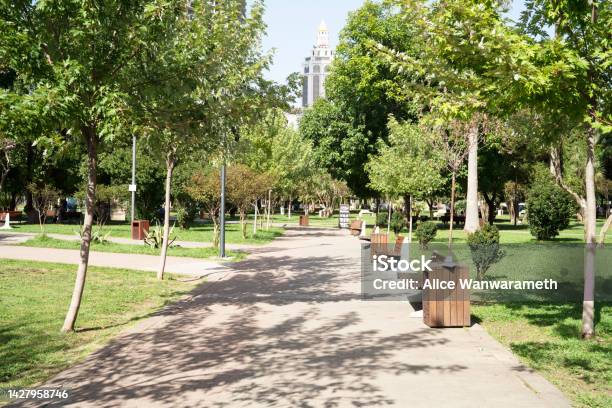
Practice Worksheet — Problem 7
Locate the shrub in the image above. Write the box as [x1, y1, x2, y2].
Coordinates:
[527, 180, 575, 240]
[467, 224, 504, 280]
[175, 204, 197, 230]
[144, 221, 177, 249]
[390, 212, 405, 234]
[415, 221, 437, 249]
[376, 212, 406, 234]
[376, 212, 388, 227]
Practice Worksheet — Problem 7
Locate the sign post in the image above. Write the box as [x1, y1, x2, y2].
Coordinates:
[339, 204, 350, 229]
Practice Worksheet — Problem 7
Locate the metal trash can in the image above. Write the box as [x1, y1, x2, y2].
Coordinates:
[299, 215, 309, 227]
[131, 220, 150, 240]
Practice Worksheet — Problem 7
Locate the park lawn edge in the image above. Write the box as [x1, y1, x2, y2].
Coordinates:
[15, 235, 248, 261]
[0, 260, 202, 399]
[473, 303, 612, 408]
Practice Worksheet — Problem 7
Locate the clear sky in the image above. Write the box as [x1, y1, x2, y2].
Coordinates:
[257, 0, 527, 85]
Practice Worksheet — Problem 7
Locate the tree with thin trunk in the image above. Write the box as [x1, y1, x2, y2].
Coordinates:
[226, 164, 268, 239]
[429, 120, 471, 247]
[520, 0, 611, 338]
[0, 1, 180, 331]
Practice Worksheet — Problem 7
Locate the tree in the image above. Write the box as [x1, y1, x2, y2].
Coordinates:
[238, 109, 314, 222]
[0, 0, 184, 331]
[316, 0, 419, 197]
[226, 164, 267, 238]
[0, 138, 15, 194]
[377, 0, 537, 233]
[366, 117, 445, 241]
[186, 168, 222, 248]
[27, 183, 59, 233]
[427, 119, 472, 246]
[520, 0, 611, 337]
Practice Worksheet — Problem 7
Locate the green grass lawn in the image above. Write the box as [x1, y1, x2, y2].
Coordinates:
[4, 221, 284, 245]
[18, 235, 246, 261]
[0, 260, 198, 391]
[473, 303, 612, 408]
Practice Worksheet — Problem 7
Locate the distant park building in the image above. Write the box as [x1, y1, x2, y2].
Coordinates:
[302, 21, 334, 108]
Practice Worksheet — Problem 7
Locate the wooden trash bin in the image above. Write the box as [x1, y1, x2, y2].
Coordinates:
[423, 262, 470, 327]
[299, 215, 309, 227]
[131, 220, 150, 240]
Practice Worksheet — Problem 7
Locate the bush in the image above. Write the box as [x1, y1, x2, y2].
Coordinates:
[415, 221, 437, 249]
[175, 204, 197, 230]
[376, 211, 406, 234]
[467, 224, 504, 280]
[376, 212, 388, 227]
[390, 212, 405, 234]
[527, 179, 575, 240]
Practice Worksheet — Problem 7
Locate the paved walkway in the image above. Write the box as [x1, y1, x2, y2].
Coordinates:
[0, 230, 254, 250]
[11, 228, 569, 407]
[0, 241, 228, 277]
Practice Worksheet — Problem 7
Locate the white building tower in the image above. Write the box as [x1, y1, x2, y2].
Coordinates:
[302, 20, 334, 108]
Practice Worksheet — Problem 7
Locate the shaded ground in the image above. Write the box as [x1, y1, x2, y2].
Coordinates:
[11, 228, 569, 407]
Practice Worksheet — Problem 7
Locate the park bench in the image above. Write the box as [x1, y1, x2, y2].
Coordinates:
[440, 214, 465, 225]
[349, 220, 363, 236]
[358, 209, 372, 217]
[0, 210, 23, 222]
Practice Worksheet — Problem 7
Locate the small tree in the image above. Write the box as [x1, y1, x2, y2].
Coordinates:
[186, 169, 221, 248]
[27, 184, 59, 234]
[227, 164, 268, 239]
[415, 221, 437, 249]
[527, 178, 575, 241]
[467, 224, 505, 280]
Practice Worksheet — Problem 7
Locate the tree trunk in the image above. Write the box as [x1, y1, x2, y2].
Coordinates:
[449, 171, 456, 248]
[157, 155, 175, 281]
[582, 125, 597, 338]
[253, 203, 258, 235]
[240, 210, 247, 239]
[464, 124, 480, 232]
[427, 198, 434, 219]
[403, 194, 410, 226]
[483, 192, 496, 225]
[408, 195, 413, 243]
[62, 127, 97, 332]
[598, 213, 612, 246]
[387, 196, 391, 235]
[288, 196, 292, 219]
[266, 189, 271, 230]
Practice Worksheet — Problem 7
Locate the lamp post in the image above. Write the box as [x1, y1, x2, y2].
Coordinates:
[220, 162, 226, 258]
[130, 135, 137, 223]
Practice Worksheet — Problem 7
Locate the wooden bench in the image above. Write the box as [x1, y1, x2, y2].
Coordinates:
[370, 233, 388, 256]
[349, 220, 363, 236]
[0, 211, 23, 222]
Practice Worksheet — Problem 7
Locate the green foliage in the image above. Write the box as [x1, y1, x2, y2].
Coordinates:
[376, 212, 388, 227]
[174, 205, 197, 230]
[299, 99, 371, 197]
[366, 118, 445, 198]
[527, 174, 576, 240]
[467, 224, 505, 279]
[415, 221, 438, 249]
[144, 222, 176, 249]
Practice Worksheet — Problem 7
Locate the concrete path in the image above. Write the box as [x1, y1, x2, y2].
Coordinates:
[11, 228, 569, 407]
[0, 243, 228, 277]
[0, 230, 255, 250]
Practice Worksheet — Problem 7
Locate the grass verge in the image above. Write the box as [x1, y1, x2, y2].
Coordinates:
[473, 303, 612, 408]
[18, 235, 247, 261]
[4, 222, 284, 245]
[0, 260, 199, 393]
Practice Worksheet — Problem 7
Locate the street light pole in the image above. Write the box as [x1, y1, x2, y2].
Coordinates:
[130, 135, 137, 223]
[220, 160, 226, 258]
